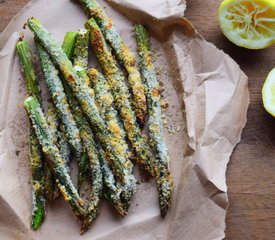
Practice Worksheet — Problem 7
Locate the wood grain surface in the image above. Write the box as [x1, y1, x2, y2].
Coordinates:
[1, 0, 275, 239]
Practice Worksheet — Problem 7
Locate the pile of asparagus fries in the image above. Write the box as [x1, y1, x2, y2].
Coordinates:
[16, 0, 173, 234]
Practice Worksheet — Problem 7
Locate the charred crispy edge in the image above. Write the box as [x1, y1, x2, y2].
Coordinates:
[27, 17, 133, 185]
[23, 96, 86, 221]
[78, 0, 147, 124]
[135, 25, 173, 217]
[85, 18, 155, 177]
[16, 39, 45, 229]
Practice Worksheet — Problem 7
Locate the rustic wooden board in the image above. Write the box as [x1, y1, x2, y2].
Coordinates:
[1, 0, 275, 239]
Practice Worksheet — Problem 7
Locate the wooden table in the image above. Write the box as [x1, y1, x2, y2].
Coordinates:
[1, 0, 275, 239]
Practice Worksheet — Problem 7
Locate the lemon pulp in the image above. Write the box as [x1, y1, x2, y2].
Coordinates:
[262, 68, 275, 116]
[219, 0, 275, 49]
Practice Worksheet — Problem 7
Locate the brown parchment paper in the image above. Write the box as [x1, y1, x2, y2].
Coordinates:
[0, 0, 249, 239]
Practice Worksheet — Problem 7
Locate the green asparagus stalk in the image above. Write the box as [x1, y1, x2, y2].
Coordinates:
[45, 104, 71, 201]
[27, 18, 136, 188]
[23, 96, 86, 221]
[16, 39, 41, 102]
[44, 161, 59, 202]
[87, 68, 131, 170]
[45, 103, 60, 201]
[135, 25, 173, 217]
[79, 127, 102, 234]
[62, 63, 127, 217]
[62, 32, 90, 190]
[85, 18, 154, 177]
[73, 29, 89, 70]
[62, 33, 103, 233]
[78, 0, 147, 124]
[100, 152, 127, 216]
[59, 124, 72, 169]
[73, 29, 91, 88]
[44, 117, 71, 201]
[88, 68, 136, 210]
[47, 103, 71, 170]
[62, 32, 77, 61]
[35, 40, 86, 189]
[16, 39, 45, 230]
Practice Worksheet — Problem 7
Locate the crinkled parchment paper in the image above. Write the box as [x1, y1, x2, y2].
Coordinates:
[0, 0, 249, 239]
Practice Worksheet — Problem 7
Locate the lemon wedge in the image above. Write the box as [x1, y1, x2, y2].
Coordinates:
[262, 68, 275, 116]
[218, 0, 275, 49]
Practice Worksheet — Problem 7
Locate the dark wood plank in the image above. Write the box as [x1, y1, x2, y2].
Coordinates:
[0, 0, 29, 33]
[1, 1, 275, 239]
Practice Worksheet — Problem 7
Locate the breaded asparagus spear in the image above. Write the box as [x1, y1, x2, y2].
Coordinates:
[16, 39, 46, 230]
[87, 69, 131, 170]
[62, 32, 90, 190]
[72, 29, 91, 89]
[100, 152, 127, 216]
[73, 29, 89, 70]
[135, 25, 173, 217]
[62, 32, 102, 233]
[44, 161, 59, 202]
[46, 103, 71, 171]
[23, 96, 86, 221]
[62, 57, 127, 217]
[79, 126, 102, 234]
[44, 103, 60, 201]
[27, 18, 136, 188]
[35, 40, 86, 189]
[87, 68, 136, 210]
[78, 0, 147, 124]
[85, 18, 154, 177]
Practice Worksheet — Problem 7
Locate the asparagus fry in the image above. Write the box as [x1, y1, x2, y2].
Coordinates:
[29, 129, 46, 229]
[62, 59, 126, 218]
[85, 18, 154, 177]
[45, 103, 60, 201]
[45, 104, 71, 201]
[27, 18, 136, 188]
[35, 40, 86, 189]
[44, 161, 59, 202]
[24, 96, 86, 221]
[47, 103, 71, 170]
[62, 33, 103, 232]
[79, 127, 102, 234]
[135, 25, 173, 217]
[88, 69, 131, 170]
[16, 39, 45, 229]
[62, 32, 90, 189]
[100, 152, 127, 216]
[73, 29, 91, 88]
[73, 29, 89, 70]
[78, 0, 147, 124]
[88, 68, 136, 210]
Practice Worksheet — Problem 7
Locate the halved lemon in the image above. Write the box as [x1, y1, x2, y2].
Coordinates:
[218, 0, 275, 49]
[262, 68, 275, 116]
